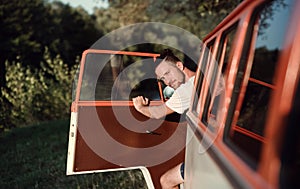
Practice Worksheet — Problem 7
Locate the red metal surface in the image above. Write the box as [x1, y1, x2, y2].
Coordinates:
[259, 0, 300, 186]
[73, 105, 186, 189]
[188, 0, 300, 188]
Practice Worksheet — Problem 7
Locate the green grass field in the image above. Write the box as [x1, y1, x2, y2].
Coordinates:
[0, 120, 147, 189]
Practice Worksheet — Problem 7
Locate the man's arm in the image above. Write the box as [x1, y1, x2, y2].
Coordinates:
[132, 96, 174, 119]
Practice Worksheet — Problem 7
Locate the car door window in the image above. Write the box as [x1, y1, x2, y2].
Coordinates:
[79, 53, 160, 101]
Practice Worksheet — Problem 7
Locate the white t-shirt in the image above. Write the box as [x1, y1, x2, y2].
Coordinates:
[166, 76, 195, 114]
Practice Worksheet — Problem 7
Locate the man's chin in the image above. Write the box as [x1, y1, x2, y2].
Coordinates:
[171, 84, 179, 89]
[173, 82, 184, 89]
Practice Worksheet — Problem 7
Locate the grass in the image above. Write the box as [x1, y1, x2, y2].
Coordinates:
[0, 120, 147, 189]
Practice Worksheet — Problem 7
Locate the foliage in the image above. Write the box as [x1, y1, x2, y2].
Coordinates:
[1, 49, 77, 128]
[0, 0, 244, 130]
[92, 0, 242, 60]
[0, 0, 52, 63]
[0, 0, 100, 90]
[0, 0, 51, 90]
[103, 0, 242, 38]
[48, 1, 101, 66]
[93, 0, 150, 35]
[0, 97, 13, 131]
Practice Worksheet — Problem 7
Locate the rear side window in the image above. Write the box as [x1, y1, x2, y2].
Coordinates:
[224, 0, 295, 168]
[201, 23, 238, 130]
[192, 39, 215, 115]
[79, 53, 160, 101]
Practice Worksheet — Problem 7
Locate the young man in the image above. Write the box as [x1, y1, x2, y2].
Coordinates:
[132, 49, 195, 119]
[132, 49, 196, 189]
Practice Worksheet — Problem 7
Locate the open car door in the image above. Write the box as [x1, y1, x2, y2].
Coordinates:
[66, 50, 187, 189]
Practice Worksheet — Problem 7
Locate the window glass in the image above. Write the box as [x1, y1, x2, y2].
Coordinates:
[192, 40, 215, 115]
[236, 82, 271, 135]
[202, 23, 238, 131]
[251, 0, 294, 84]
[237, 0, 294, 136]
[72, 64, 80, 101]
[79, 53, 160, 101]
[225, 0, 294, 168]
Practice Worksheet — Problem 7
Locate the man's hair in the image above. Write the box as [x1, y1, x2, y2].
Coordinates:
[156, 49, 181, 65]
[156, 49, 198, 72]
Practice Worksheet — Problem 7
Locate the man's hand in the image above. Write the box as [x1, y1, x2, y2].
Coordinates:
[132, 96, 149, 111]
[132, 96, 173, 119]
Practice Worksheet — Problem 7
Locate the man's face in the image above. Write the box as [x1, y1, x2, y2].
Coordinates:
[155, 61, 185, 89]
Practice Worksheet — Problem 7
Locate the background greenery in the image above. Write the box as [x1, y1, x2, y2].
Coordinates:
[0, 0, 242, 130]
[0, 0, 241, 188]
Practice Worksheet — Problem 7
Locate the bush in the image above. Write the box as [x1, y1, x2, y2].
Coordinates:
[1, 49, 78, 129]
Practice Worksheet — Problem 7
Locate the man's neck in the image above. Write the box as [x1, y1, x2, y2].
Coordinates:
[184, 68, 195, 82]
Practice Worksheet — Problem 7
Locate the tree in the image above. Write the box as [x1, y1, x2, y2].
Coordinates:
[48, 1, 101, 66]
[0, 0, 53, 92]
[0, 0, 102, 91]
[97, 0, 242, 38]
[146, 0, 243, 38]
[91, 0, 242, 68]
[0, 0, 102, 129]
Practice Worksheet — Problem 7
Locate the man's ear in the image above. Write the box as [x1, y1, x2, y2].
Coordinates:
[176, 61, 184, 70]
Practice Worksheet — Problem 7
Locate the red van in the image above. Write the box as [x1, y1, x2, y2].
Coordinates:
[67, 0, 300, 188]
[185, 0, 300, 188]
